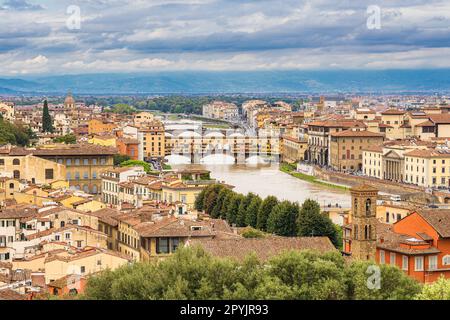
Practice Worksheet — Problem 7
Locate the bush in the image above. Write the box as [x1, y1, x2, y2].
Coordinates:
[120, 160, 153, 174]
[241, 227, 266, 238]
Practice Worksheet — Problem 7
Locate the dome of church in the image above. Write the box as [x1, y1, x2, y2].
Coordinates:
[64, 94, 75, 105]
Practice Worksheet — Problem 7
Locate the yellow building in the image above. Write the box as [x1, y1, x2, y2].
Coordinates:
[44, 248, 131, 284]
[0, 102, 15, 121]
[88, 119, 117, 135]
[88, 135, 117, 147]
[376, 202, 413, 224]
[25, 144, 116, 194]
[330, 130, 384, 172]
[281, 136, 307, 163]
[362, 145, 383, 179]
[13, 186, 51, 206]
[0, 153, 66, 185]
[161, 180, 213, 210]
[60, 196, 107, 212]
[133, 111, 155, 127]
[116, 214, 142, 261]
[138, 121, 165, 160]
[90, 208, 121, 251]
[25, 225, 108, 250]
[380, 109, 407, 139]
[0, 177, 24, 202]
[39, 207, 101, 230]
[404, 149, 450, 188]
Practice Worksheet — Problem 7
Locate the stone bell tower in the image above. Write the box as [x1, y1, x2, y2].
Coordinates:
[350, 184, 378, 261]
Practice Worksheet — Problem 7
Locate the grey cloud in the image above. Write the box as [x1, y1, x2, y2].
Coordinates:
[0, 0, 43, 10]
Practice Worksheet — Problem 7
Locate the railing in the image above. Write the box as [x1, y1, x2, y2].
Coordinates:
[184, 180, 217, 185]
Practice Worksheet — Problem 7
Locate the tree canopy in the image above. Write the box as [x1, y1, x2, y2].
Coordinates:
[81, 246, 421, 300]
[0, 118, 35, 146]
[195, 185, 341, 247]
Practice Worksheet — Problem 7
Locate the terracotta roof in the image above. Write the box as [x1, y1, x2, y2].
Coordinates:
[0, 289, 27, 300]
[26, 224, 106, 240]
[0, 205, 39, 219]
[381, 109, 405, 115]
[404, 149, 450, 158]
[350, 184, 378, 193]
[308, 120, 366, 128]
[191, 237, 336, 261]
[429, 114, 450, 124]
[362, 145, 383, 153]
[45, 248, 131, 263]
[282, 135, 306, 143]
[48, 274, 86, 289]
[331, 129, 385, 138]
[90, 208, 121, 226]
[416, 210, 450, 238]
[16, 144, 117, 156]
[415, 120, 435, 127]
[135, 217, 217, 238]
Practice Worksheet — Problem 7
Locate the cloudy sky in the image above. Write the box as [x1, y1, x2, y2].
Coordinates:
[0, 0, 450, 75]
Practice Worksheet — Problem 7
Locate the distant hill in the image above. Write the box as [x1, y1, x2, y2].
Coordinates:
[1, 70, 450, 95]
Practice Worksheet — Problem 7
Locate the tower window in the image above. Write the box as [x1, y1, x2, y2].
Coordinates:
[365, 198, 371, 216]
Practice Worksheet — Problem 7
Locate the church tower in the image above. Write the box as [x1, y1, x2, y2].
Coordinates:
[64, 91, 75, 110]
[349, 184, 378, 260]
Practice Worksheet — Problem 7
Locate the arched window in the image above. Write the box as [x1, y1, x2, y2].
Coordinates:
[69, 288, 78, 296]
[365, 198, 372, 216]
[443, 255, 450, 266]
[364, 225, 369, 239]
[12, 158, 20, 165]
[92, 185, 98, 194]
[83, 185, 89, 193]
[354, 225, 358, 240]
[13, 170, 20, 179]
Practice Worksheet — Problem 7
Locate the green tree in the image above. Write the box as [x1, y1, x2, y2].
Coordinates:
[297, 199, 340, 247]
[0, 118, 34, 146]
[267, 250, 347, 300]
[119, 160, 153, 174]
[211, 188, 232, 218]
[201, 184, 225, 215]
[108, 103, 136, 114]
[257, 196, 278, 231]
[245, 195, 262, 228]
[42, 99, 54, 133]
[220, 191, 236, 219]
[204, 191, 219, 215]
[345, 261, 421, 300]
[53, 134, 76, 144]
[226, 194, 244, 225]
[266, 201, 299, 236]
[82, 246, 422, 301]
[415, 276, 450, 300]
[236, 193, 256, 227]
[194, 189, 206, 211]
[113, 154, 131, 166]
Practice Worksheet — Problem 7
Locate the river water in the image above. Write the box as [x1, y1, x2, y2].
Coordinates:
[173, 163, 351, 207]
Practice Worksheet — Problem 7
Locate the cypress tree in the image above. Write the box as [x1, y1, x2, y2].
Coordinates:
[42, 99, 54, 133]
[257, 196, 278, 231]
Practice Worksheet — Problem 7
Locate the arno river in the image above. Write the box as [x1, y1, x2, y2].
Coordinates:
[173, 164, 351, 208]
